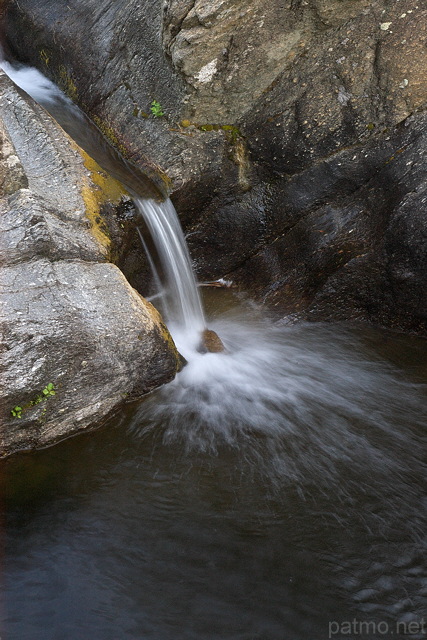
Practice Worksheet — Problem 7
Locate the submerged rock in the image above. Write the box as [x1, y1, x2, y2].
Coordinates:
[0, 71, 181, 457]
[198, 328, 225, 354]
[4, 0, 427, 334]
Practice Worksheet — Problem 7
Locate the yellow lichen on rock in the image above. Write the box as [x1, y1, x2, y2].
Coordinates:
[134, 289, 184, 369]
[71, 144, 127, 255]
[39, 48, 50, 66]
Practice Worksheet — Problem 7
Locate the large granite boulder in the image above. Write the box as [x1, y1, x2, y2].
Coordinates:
[0, 71, 181, 457]
[4, 0, 427, 333]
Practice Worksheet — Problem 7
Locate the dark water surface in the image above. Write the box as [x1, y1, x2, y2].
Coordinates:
[1, 294, 426, 640]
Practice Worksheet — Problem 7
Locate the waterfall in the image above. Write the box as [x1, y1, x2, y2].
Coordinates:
[134, 198, 206, 340]
[0, 53, 207, 342]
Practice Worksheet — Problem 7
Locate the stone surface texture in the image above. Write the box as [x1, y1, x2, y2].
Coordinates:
[3, 0, 427, 333]
[0, 71, 181, 456]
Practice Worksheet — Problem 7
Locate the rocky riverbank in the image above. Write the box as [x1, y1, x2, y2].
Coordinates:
[0, 71, 181, 457]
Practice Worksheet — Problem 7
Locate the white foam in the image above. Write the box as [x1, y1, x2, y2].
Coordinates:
[131, 314, 426, 494]
[0, 57, 64, 104]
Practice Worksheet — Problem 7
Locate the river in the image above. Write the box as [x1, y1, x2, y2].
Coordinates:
[2, 289, 426, 639]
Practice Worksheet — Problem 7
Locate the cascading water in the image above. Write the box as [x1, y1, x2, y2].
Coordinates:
[0, 54, 63, 103]
[134, 198, 206, 348]
[0, 53, 209, 352]
[0, 52, 165, 199]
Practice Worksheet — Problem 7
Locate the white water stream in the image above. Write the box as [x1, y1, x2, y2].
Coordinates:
[0, 54, 64, 103]
[134, 198, 206, 346]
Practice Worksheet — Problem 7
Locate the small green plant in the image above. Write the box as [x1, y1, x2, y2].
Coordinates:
[11, 406, 23, 419]
[150, 100, 165, 118]
[42, 382, 56, 397]
[10, 383, 56, 420]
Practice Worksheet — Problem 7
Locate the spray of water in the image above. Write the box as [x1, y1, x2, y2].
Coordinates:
[131, 312, 426, 506]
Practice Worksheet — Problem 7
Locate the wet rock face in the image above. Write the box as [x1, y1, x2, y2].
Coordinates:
[0, 72, 181, 457]
[3, 0, 241, 218]
[4, 0, 427, 334]
[232, 113, 427, 333]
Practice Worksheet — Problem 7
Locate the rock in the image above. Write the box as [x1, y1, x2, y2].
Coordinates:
[4, 0, 427, 334]
[230, 113, 427, 333]
[1, 259, 179, 453]
[0, 71, 181, 457]
[198, 328, 225, 354]
[3, 0, 240, 221]
[0, 122, 27, 194]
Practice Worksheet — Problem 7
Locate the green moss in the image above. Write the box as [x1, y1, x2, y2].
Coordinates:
[221, 125, 242, 144]
[176, 120, 248, 186]
[37, 52, 78, 101]
[179, 121, 243, 143]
